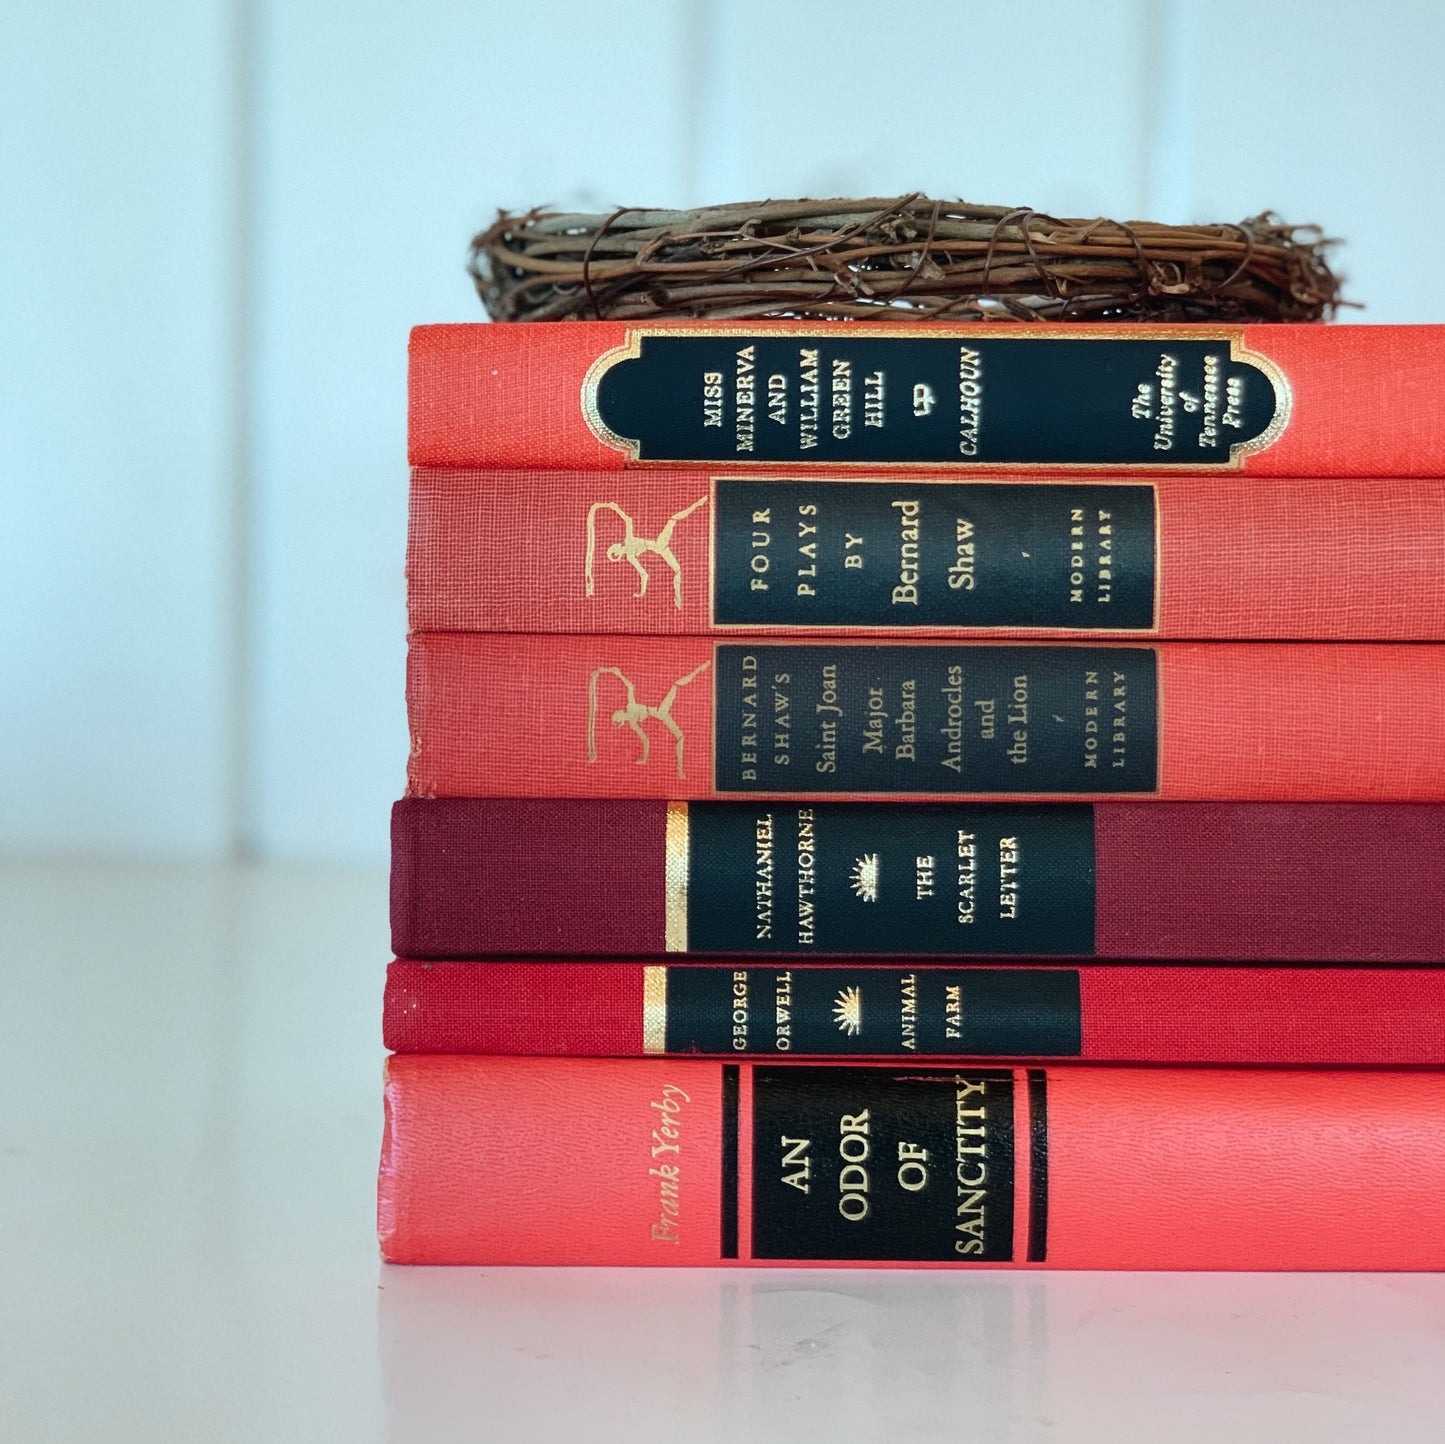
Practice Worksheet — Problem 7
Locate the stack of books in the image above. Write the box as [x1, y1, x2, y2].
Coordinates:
[381, 320, 1445, 1270]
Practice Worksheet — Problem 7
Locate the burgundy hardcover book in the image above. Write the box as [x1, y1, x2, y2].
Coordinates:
[390, 798, 1445, 962]
[384, 958, 1445, 1066]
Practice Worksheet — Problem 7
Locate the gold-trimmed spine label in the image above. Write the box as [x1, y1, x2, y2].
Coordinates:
[711, 479, 1158, 631]
[659, 965, 1082, 1054]
[583, 327, 1287, 469]
[683, 802, 1095, 956]
[664, 802, 690, 952]
[712, 643, 1160, 795]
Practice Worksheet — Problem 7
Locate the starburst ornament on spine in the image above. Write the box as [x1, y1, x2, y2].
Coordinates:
[833, 986, 863, 1037]
[850, 854, 880, 902]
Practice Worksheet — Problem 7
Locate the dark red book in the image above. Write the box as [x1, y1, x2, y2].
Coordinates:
[390, 798, 1445, 962]
[408, 466, 1445, 641]
[380, 1057, 1445, 1268]
[406, 634, 1445, 802]
[408, 321, 1445, 477]
[385, 959, 1445, 1066]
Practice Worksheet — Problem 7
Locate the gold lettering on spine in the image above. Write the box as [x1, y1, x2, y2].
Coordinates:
[648, 1084, 689, 1243]
[642, 966, 669, 1054]
[665, 803, 690, 952]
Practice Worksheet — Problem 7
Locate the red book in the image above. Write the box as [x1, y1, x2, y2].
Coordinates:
[389, 798, 1445, 962]
[409, 467, 1445, 640]
[409, 321, 1445, 476]
[379, 1056, 1445, 1268]
[384, 959, 1445, 1066]
[405, 634, 1445, 801]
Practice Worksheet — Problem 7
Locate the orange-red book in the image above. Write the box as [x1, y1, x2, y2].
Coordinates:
[380, 1057, 1445, 1269]
[409, 467, 1445, 639]
[409, 321, 1445, 476]
[406, 634, 1445, 801]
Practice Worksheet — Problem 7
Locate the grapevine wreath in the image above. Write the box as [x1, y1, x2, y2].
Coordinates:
[470, 196, 1343, 324]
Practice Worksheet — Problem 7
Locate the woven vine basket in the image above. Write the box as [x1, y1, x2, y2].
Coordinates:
[470, 195, 1343, 324]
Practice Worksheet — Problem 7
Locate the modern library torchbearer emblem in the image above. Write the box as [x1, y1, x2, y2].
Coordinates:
[587, 662, 712, 778]
[584, 497, 708, 610]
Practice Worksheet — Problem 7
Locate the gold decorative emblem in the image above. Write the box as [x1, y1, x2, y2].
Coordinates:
[833, 986, 863, 1037]
[587, 662, 712, 779]
[585, 497, 709, 610]
[850, 854, 880, 902]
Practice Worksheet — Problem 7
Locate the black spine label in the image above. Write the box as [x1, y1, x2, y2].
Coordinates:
[591, 332, 1283, 466]
[686, 801, 1096, 956]
[713, 643, 1159, 793]
[713, 480, 1157, 630]
[750, 1066, 1019, 1261]
[721, 1065, 740, 1258]
[1027, 1070, 1049, 1262]
[665, 966, 1082, 1056]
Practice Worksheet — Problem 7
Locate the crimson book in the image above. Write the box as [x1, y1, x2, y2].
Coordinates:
[409, 466, 1445, 639]
[389, 798, 1445, 962]
[405, 634, 1445, 801]
[379, 1057, 1445, 1269]
[384, 959, 1445, 1065]
[408, 321, 1445, 476]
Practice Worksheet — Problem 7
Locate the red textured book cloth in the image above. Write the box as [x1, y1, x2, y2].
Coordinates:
[409, 466, 1445, 640]
[379, 1056, 1445, 1268]
[384, 959, 1445, 1066]
[408, 321, 1445, 476]
[389, 798, 1445, 962]
[405, 634, 1445, 801]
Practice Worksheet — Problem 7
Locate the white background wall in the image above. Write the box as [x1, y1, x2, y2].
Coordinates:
[7, 0, 1445, 864]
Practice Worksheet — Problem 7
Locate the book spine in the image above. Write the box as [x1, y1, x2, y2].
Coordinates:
[405, 633, 1445, 802]
[384, 960, 1445, 1066]
[379, 1056, 1445, 1268]
[410, 467, 1445, 640]
[389, 799, 1445, 962]
[408, 321, 1445, 477]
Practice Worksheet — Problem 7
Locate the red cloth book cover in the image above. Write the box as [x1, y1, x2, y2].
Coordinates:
[408, 321, 1445, 477]
[379, 1056, 1445, 1269]
[389, 798, 1445, 962]
[405, 634, 1445, 801]
[409, 467, 1445, 640]
[384, 959, 1445, 1066]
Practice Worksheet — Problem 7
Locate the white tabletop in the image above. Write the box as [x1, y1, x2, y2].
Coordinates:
[5, 856, 1445, 1443]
